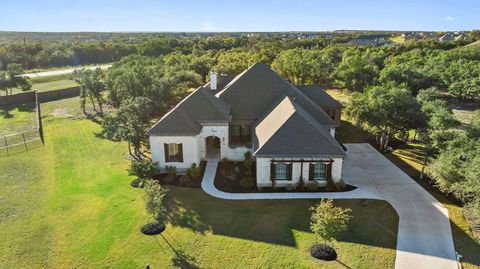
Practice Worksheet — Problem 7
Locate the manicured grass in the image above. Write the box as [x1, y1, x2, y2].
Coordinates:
[10, 79, 79, 95]
[0, 103, 37, 136]
[0, 98, 399, 268]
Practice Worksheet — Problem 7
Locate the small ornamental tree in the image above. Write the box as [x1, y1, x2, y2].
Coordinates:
[128, 159, 158, 187]
[143, 181, 168, 224]
[310, 199, 352, 245]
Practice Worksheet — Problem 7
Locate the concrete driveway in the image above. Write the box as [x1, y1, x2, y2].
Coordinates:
[343, 143, 457, 269]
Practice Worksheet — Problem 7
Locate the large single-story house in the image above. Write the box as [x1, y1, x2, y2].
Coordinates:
[148, 62, 346, 187]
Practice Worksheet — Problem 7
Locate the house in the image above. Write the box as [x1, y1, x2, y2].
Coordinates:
[148, 63, 346, 188]
[438, 33, 455, 43]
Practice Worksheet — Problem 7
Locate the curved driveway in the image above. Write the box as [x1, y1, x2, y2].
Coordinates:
[201, 143, 457, 269]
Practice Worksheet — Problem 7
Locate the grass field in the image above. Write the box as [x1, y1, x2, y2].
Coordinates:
[0, 97, 399, 268]
[9, 79, 79, 95]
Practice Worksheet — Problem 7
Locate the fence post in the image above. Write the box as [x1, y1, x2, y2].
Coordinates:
[35, 90, 45, 145]
[4, 136, 8, 156]
[22, 132, 28, 151]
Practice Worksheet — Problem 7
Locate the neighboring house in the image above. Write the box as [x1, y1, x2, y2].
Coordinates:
[148, 63, 345, 188]
[439, 33, 455, 43]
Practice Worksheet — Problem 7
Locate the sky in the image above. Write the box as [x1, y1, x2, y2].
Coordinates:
[1, 0, 479, 32]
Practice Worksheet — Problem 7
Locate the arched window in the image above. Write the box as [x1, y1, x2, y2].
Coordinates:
[313, 163, 326, 181]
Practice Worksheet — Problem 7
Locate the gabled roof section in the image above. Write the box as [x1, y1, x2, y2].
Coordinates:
[253, 97, 346, 157]
[216, 62, 292, 118]
[216, 62, 336, 126]
[296, 85, 342, 109]
[148, 87, 231, 135]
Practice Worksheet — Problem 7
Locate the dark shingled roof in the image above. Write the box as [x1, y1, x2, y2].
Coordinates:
[296, 85, 342, 109]
[148, 87, 230, 135]
[253, 97, 346, 157]
[216, 62, 336, 126]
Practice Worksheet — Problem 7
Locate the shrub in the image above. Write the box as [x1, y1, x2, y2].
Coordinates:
[243, 151, 254, 176]
[297, 177, 305, 191]
[240, 176, 256, 188]
[164, 174, 176, 184]
[334, 180, 347, 191]
[326, 177, 335, 191]
[165, 166, 177, 177]
[306, 181, 320, 191]
[164, 166, 177, 184]
[187, 163, 202, 179]
[179, 175, 191, 186]
[128, 159, 158, 182]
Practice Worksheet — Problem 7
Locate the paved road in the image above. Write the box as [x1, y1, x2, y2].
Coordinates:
[201, 143, 458, 269]
[20, 64, 112, 78]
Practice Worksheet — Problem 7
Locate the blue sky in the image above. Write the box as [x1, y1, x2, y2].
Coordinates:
[1, 0, 479, 32]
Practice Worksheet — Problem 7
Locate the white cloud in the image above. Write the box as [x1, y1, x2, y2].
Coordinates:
[201, 21, 217, 32]
[444, 16, 455, 21]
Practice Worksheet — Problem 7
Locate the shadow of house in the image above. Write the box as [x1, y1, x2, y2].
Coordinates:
[166, 187, 399, 250]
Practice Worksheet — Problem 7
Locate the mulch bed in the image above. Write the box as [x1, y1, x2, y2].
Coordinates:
[140, 222, 166, 235]
[214, 161, 357, 193]
[153, 161, 206, 188]
[310, 244, 337, 261]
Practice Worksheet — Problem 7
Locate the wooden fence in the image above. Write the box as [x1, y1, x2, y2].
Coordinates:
[0, 87, 80, 106]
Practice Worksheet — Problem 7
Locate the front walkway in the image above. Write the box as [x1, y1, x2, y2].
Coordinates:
[201, 159, 379, 200]
[200, 143, 457, 269]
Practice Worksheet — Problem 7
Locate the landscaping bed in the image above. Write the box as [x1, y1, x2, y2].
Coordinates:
[154, 161, 206, 188]
[214, 160, 356, 193]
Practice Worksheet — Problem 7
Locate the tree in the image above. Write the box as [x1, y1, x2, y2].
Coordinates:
[0, 64, 31, 96]
[345, 86, 426, 151]
[334, 51, 379, 92]
[73, 68, 106, 114]
[101, 97, 153, 159]
[129, 159, 158, 186]
[310, 199, 352, 245]
[143, 180, 168, 223]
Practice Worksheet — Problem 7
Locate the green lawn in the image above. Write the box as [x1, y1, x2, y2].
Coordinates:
[0, 98, 399, 268]
[9, 79, 79, 95]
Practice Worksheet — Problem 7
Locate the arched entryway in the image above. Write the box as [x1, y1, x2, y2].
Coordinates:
[205, 136, 221, 159]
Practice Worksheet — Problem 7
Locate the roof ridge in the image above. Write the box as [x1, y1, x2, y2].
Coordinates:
[290, 100, 346, 154]
[147, 87, 202, 134]
[199, 88, 231, 118]
[279, 77, 337, 126]
[253, 97, 296, 155]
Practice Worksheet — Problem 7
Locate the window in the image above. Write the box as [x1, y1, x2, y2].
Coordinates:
[230, 125, 251, 144]
[275, 163, 288, 180]
[313, 163, 327, 181]
[164, 143, 183, 162]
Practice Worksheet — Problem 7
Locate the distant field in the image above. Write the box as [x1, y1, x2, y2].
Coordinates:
[8, 76, 78, 95]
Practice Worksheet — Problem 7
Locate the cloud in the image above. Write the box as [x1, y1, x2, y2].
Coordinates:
[201, 21, 217, 32]
[444, 16, 455, 21]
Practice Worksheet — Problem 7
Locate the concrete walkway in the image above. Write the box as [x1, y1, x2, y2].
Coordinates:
[200, 143, 457, 269]
[201, 159, 379, 200]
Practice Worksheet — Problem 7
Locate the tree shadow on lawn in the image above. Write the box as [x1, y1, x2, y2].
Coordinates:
[166, 187, 399, 250]
[0, 102, 36, 119]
